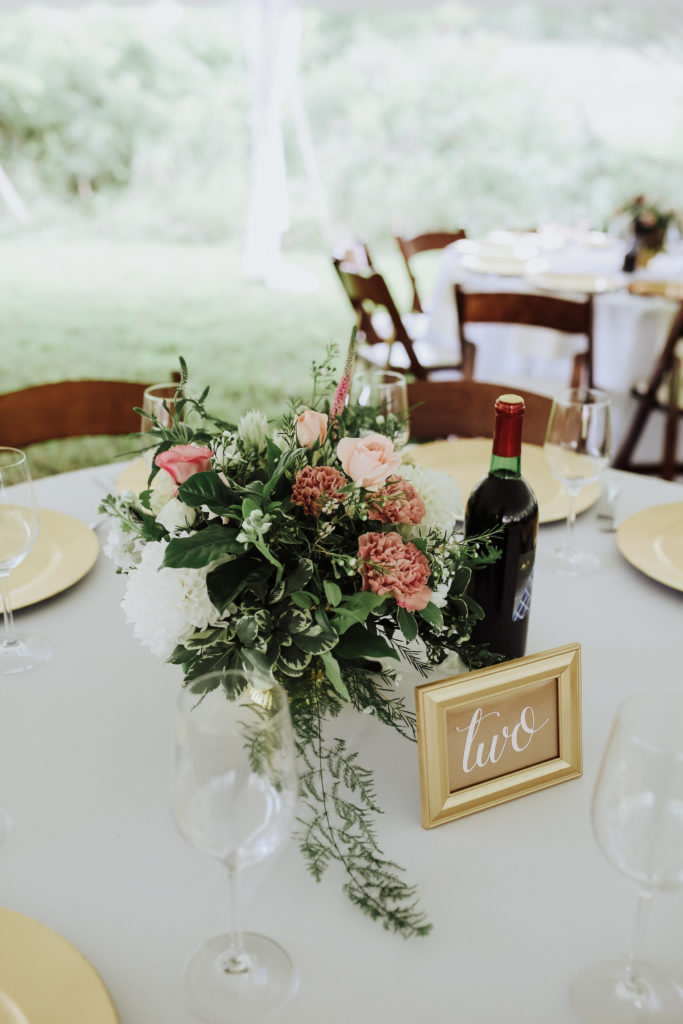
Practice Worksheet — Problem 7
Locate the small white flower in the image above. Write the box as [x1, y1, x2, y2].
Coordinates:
[156, 497, 197, 534]
[213, 431, 240, 467]
[238, 409, 269, 451]
[103, 522, 143, 572]
[149, 471, 176, 515]
[121, 540, 218, 659]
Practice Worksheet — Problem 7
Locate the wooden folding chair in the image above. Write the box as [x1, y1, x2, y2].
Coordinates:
[613, 302, 683, 480]
[407, 379, 552, 445]
[331, 238, 375, 270]
[333, 259, 474, 380]
[454, 284, 595, 389]
[395, 230, 467, 313]
[0, 376, 180, 449]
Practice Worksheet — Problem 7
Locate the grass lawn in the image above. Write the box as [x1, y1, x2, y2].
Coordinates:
[0, 238, 414, 477]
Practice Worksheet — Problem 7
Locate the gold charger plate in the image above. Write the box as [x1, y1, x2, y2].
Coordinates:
[409, 438, 599, 524]
[525, 271, 624, 295]
[0, 907, 119, 1024]
[9, 510, 99, 611]
[627, 279, 683, 301]
[616, 502, 683, 592]
[117, 457, 149, 495]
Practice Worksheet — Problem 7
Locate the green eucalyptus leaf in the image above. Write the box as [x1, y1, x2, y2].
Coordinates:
[323, 580, 342, 607]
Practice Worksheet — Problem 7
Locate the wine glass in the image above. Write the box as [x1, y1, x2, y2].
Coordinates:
[352, 369, 410, 448]
[171, 670, 299, 1023]
[0, 447, 51, 675]
[544, 386, 611, 575]
[140, 382, 183, 466]
[571, 692, 683, 1021]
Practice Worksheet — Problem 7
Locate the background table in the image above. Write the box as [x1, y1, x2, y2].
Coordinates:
[426, 237, 683, 463]
[1, 462, 682, 1023]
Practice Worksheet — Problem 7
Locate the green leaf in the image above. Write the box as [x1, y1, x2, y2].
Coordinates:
[334, 624, 399, 662]
[323, 580, 342, 607]
[290, 591, 318, 610]
[419, 602, 444, 631]
[163, 523, 245, 568]
[236, 615, 259, 646]
[207, 557, 270, 612]
[329, 591, 386, 633]
[320, 651, 351, 701]
[283, 558, 314, 595]
[293, 627, 338, 655]
[242, 496, 261, 518]
[277, 645, 312, 677]
[397, 606, 418, 643]
[177, 471, 234, 513]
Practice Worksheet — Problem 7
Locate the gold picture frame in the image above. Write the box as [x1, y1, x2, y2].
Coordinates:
[415, 643, 582, 828]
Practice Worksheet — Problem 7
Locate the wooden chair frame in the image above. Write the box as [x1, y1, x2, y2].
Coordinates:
[613, 301, 683, 480]
[395, 230, 467, 313]
[333, 259, 474, 380]
[407, 379, 552, 445]
[454, 284, 595, 389]
[0, 376, 180, 449]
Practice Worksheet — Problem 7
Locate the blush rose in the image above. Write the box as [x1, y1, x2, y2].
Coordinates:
[357, 531, 431, 612]
[155, 444, 213, 492]
[336, 433, 401, 490]
[296, 409, 328, 449]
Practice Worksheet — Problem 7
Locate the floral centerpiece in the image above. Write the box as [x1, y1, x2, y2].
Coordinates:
[616, 194, 681, 268]
[100, 336, 500, 938]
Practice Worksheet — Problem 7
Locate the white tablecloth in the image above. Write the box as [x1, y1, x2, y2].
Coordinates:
[2, 462, 683, 1023]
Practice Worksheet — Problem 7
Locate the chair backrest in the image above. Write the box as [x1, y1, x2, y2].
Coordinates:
[407, 379, 553, 446]
[332, 259, 425, 377]
[613, 300, 683, 479]
[331, 238, 374, 270]
[0, 376, 180, 448]
[454, 284, 595, 388]
[395, 230, 466, 312]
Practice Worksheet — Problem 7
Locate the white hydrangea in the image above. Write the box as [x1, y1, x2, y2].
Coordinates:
[121, 540, 217, 659]
[398, 463, 463, 539]
[238, 409, 269, 451]
[103, 521, 144, 572]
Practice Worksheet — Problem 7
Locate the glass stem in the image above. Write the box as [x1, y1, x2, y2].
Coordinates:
[565, 488, 579, 552]
[222, 864, 251, 974]
[0, 573, 17, 649]
[618, 891, 653, 1005]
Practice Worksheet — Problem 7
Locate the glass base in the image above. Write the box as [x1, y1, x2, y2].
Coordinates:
[0, 633, 52, 674]
[547, 546, 600, 577]
[184, 932, 298, 1024]
[571, 957, 683, 1022]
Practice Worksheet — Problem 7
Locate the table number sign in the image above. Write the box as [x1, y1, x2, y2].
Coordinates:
[416, 643, 582, 828]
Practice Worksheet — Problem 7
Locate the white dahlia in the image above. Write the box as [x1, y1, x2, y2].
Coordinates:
[398, 463, 463, 539]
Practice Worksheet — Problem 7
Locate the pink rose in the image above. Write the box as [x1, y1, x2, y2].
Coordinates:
[155, 444, 213, 493]
[296, 409, 328, 449]
[367, 478, 425, 525]
[336, 433, 401, 490]
[357, 531, 431, 612]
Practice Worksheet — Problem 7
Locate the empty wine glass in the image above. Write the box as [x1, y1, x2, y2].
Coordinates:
[544, 387, 611, 575]
[0, 447, 51, 674]
[571, 693, 683, 1022]
[140, 382, 183, 465]
[171, 671, 299, 1024]
[352, 369, 410, 448]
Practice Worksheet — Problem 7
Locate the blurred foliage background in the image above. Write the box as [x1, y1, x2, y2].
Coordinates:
[0, 0, 682, 474]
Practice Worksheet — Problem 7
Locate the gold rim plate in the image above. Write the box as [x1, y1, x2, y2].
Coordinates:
[461, 254, 530, 277]
[526, 271, 624, 294]
[0, 907, 119, 1024]
[410, 438, 599, 524]
[117, 457, 149, 495]
[9, 510, 99, 611]
[627, 279, 683, 301]
[616, 502, 683, 592]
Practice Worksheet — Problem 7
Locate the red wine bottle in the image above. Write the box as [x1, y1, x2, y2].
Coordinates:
[464, 394, 539, 660]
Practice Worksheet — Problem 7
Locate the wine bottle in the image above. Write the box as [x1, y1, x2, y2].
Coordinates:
[464, 394, 539, 660]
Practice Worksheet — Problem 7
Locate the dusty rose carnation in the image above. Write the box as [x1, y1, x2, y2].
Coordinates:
[292, 465, 346, 517]
[357, 531, 431, 612]
[367, 478, 425, 525]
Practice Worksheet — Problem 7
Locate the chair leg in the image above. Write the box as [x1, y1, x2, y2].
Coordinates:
[662, 355, 681, 480]
[613, 393, 658, 471]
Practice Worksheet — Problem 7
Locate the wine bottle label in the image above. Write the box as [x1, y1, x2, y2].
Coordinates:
[512, 553, 535, 623]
